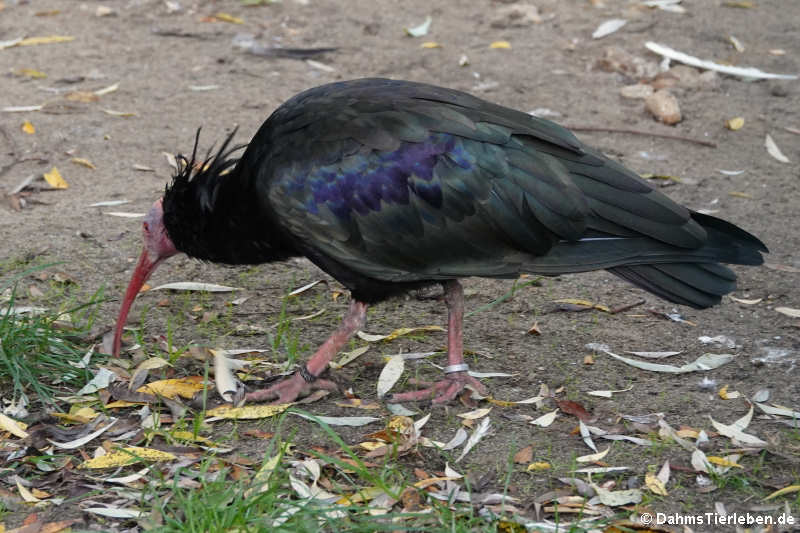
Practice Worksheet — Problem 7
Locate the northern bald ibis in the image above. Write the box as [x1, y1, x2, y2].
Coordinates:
[113, 78, 766, 404]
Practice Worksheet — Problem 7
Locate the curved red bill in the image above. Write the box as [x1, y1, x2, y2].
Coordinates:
[111, 249, 161, 357]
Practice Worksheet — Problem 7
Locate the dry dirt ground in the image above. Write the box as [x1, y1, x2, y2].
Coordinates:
[1, 0, 800, 531]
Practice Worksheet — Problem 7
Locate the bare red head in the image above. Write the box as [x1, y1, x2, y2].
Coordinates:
[112, 199, 178, 356]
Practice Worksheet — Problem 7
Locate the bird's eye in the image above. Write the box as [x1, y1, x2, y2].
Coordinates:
[143, 222, 150, 233]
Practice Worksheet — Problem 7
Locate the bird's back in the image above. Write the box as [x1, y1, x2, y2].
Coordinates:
[218, 79, 766, 305]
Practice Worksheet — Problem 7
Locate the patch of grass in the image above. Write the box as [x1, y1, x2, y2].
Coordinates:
[0, 266, 103, 405]
[143, 409, 507, 532]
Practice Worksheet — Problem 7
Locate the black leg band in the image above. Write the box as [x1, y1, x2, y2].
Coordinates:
[299, 365, 316, 383]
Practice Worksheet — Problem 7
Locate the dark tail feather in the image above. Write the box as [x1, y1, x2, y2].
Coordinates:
[607, 213, 767, 309]
[609, 263, 736, 309]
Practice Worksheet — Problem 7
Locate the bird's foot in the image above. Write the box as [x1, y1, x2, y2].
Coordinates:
[386, 371, 488, 405]
[245, 371, 337, 404]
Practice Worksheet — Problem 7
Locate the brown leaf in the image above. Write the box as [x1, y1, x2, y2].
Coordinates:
[513, 445, 533, 464]
[400, 486, 423, 511]
[556, 400, 592, 422]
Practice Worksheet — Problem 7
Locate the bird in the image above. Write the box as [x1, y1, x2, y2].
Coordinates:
[112, 78, 767, 405]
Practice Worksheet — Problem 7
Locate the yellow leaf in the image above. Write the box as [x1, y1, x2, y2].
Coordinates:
[487, 397, 516, 407]
[358, 441, 386, 451]
[645, 472, 668, 495]
[15, 68, 47, 78]
[725, 117, 745, 130]
[413, 476, 461, 489]
[137, 376, 206, 399]
[246, 450, 283, 496]
[21, 120, 35, 134]
[361, 325, 444, 342]
[0, 413, 29, 438]
[43, 167, 68, 189]
[336, 486, 385, 505]
[51, 412, 92, 424]
[764, 484, 800, 500]
[171, 430, 214, 445]
[490, 41, 512, 49]
[17, 480, 41, 502]
[18, 35, 75, 46]
[718, 385, 741, 400]
[420, 41, 441, 49]
[80, 446, 176, 469]
[214, 12, 244, 24]
[66, 91, 99, 103]
[206, 403, 291, 420]
[31, 488, 51, 499]
[706, 456, 743, 468]
[526, 462, 551, 471]
[70, 157, 96, 169]
[675, 428, 700, 438]
[105, 400, 145, 408]
[553, 298, 609, 312]
[387, 415, 414, 433]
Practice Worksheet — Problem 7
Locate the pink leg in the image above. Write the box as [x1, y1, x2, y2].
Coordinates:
[246, 300, 368, 404]
[387, 280, 488, 404]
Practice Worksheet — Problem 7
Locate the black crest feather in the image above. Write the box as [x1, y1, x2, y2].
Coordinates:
[162, 129, 247, 261]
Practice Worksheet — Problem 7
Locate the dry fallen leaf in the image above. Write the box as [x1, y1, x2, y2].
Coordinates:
[729, 295, 762, 305]
[292, 412, 380, 427]
[0, 413, 29, 438]
[592, 19, 626, 39]
[70, 157, 96, 169]
[765, 134, 790, 163]
[645, 472, 668, 495]
[17, 35, 75, 46]
[376, 354, 405, 398]
[43, 167, 68, 189]
[513, 445, 534, 464]
[576, 447, 609, 463]
[405, 16, 432, 37]
[530, 409, 558, 427]
[725, 117, 745, 130]
[457, 407, 492, 420]
[718, 384, 741, 400]
[645, 41, 797, 80]
[526, 462, 551, 471]
[207, 403, 291, 420]
[329, 345, 370, 369]
[80, 446, 176, 469]
[136, 377, 205, 399]
[15, 68, 47, 78]
[213, 12, 244, 24]
[149, 282, 242, 292]
[764, 484, 800, 501]
[775, 307, 800, 318]
[357, 325, 443, 342]
[456, 417, 491, 462]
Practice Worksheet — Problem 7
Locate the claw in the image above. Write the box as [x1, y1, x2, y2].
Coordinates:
[245, 371, 337, 404]
[386, 371, 488, 404]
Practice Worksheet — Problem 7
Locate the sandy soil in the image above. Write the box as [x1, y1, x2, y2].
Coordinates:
[1, 0, 799, 530]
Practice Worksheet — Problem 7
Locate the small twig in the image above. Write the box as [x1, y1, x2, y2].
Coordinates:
[784, 126, 800, 136]
[609, 298, 646, 315]
[565, 125, 717, 148]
